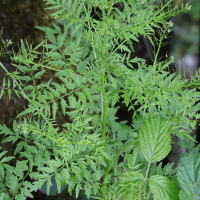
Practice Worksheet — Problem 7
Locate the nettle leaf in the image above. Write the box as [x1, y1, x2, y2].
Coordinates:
[179, 189, 194, 200]
[149, 175, 179, 200]
[177, 149, 200, 199]
[138, 116, 172, 162]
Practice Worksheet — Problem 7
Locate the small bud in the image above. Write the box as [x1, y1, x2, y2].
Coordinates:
[170, 56, 175, 62]
[186, 5, 191, 11]
[168, 21, 174, 28]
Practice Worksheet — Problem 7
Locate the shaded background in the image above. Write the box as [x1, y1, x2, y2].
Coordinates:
[0, 0, 199, 199]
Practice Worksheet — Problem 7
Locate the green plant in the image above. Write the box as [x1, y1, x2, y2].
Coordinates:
[177, 149, 200, 200]
[0, 0, 199, 199]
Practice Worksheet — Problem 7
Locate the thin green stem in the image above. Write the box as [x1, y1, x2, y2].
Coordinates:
[101, 77, 110, 189]
[100, 56, 110, 190]
[107, 0, 113, 18]
[153, 27, 169, 68]
[144, 161, 151, 200]
[102, 95, 108, 144]
[100, 72, 107, 144]
[153, 33, 163, 68]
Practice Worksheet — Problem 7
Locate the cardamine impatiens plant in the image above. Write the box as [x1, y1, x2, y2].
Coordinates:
[0, 0, 199, 199]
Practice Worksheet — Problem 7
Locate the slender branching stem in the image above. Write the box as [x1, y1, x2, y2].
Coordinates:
[153, 33, 163, 69]
[102, 93, 107, 145]
[100, 69, 110, 189]
[144, 161, 151, 200]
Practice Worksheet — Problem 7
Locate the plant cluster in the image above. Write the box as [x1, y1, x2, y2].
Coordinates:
[0, 0, 200, 199]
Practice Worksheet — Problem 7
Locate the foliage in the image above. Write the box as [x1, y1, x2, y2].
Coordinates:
[177, 149, 200, 200]
[0, 0, 199, 199]
[0, 0, 56, 132]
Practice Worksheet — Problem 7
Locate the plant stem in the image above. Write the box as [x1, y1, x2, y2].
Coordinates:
[101, 93, 110, 189]
[153, 27, 168, 69]
[153, 34, 163, 69]
[100, 64, 110, 190]
[144, 161, 151, 200]
[102, 94, 108, 145]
